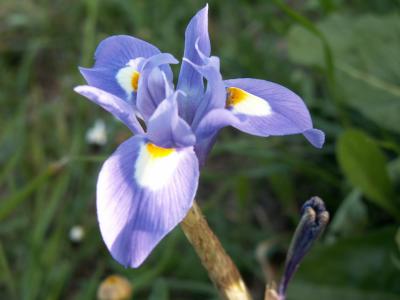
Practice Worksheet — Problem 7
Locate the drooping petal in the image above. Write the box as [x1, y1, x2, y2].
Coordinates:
[136, 53, 179, 120]
[79, 66, 129, 102]
[177, 5, 211, 123]
[224, 78, 325, 148]
[302, 128, 326, 149]
[74, 85, 144, 134]
[97, 136, 199, 268]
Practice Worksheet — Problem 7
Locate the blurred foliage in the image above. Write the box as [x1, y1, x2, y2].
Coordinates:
[0, 0, 399, 299]
[288, 13, 400, 133]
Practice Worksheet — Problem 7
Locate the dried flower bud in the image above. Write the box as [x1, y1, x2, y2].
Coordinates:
[97, 275, 133, 300]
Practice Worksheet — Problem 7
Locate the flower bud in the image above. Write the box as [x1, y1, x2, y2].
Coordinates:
[278, 196, 329, 297]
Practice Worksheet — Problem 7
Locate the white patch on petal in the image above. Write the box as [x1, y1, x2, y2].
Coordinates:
[127, 57, 144, 69]
[115, 57, 144, 97]
[116, 67, 138, 95]
[228, 87, 272, 117]
[134, 143, 180, 190]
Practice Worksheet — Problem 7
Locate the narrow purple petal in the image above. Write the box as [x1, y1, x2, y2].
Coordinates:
[184, 53, 226, 129]
[74, 85, 144, 134]
[136, 53, 178, 121]
[147, 91, 196, 148]
[194, 134, 218, 167]
[194, 109, 245, 165]
[97, 136, 199, 267]
[177, 5, 211, 123]
[224, 78, 325, 148]
[195, 108, 242, 141]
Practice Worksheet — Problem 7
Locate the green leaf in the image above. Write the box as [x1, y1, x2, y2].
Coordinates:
[0, 242, 17, 299]
[289, 281, 400, 300]
[288, 14, 400, 133]
[288, 227, 400, 299]
[336, 129, 399, 218]
[148, 279, 169, 300]
[326, 189, 368, 241]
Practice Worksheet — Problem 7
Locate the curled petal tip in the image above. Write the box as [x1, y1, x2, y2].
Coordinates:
[197, 3, 209, 18]
[301, 196, 329, 221]
[73, 85, 89, 94]
[175, 89, 187, 98]
[303, 128, 325, 148]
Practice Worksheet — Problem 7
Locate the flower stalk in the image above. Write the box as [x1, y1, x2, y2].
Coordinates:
[181, 202, 253, 300]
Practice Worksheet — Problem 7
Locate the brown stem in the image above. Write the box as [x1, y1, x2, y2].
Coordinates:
[264, 284, 280, 300]
[181, 202, 253, 300]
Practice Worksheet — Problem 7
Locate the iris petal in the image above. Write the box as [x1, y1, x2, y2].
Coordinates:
[177, 5, 211, 123]
[183, 51, 226, 129]
[136, 53, 179, 121]
[147, 91, 196, 148]
[97, 136, 199, 268]
[74, 85, 144, 134]
[224, 78, 325, 148]
[93, 35, 160, 69]
[195, 108, 242, 141]
[79, 67, 128, 102]
[194, 109, 245, 165]
[79, 35, 176, 104]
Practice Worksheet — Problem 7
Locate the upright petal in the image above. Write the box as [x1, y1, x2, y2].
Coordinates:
[184, 54, 226, 130]
[97, 136, 199, 267]
[93, 35, 160, 69]
[224, 78, 325, 148]
[136, 53, 179, 121]
[74, 85, 144, 134]
[147, 91, 196, 148]
[79, 35, 174, 103]
[177, 5, 211, 123]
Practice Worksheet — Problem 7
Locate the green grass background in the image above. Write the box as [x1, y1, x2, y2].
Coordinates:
[1, 0, 399, 299]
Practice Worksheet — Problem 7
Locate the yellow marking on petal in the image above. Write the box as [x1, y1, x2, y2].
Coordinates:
[146, 143, 175, 158]
[131, 71, 140, 92]
[226, 86, 272, 117]
[226, 87, 247, 107]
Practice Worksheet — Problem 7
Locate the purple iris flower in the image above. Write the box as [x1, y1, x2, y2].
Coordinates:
[74, 5, 325, 268]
